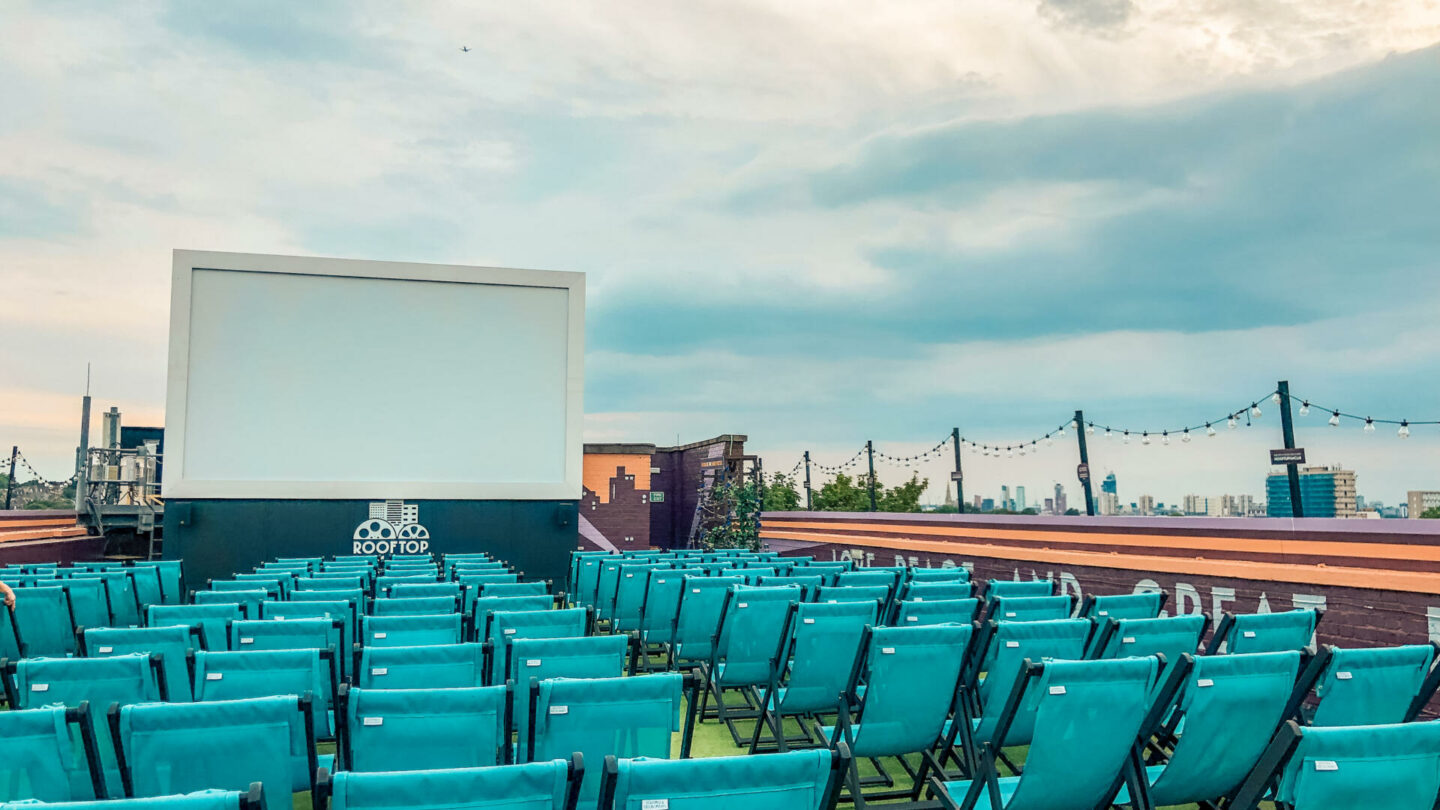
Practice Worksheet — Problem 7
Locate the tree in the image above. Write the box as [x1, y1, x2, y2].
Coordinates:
[1065, 508, 1081, 515]
[763, 472, 802, 511]
[878, 473, 928, 513]
[698, 478, 762, 551]
[1421, 507, 1440, 519]
[812, 472, 929, 513]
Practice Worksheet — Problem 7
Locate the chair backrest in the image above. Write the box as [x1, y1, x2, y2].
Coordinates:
[842, 624, 972, 758]
[1273, 721, 1440, 810]
[757, 574, 823, 595]
[596, 561, 661, 622]
[1092, 614, 1206, 666]
[260, 602, 356, 676]
[293, 577, 365, 592]
[1081, 591, 1164, 622]
[487, 608, 588, 684]
[373, 575, 436, 594]
[574, 554, 610, 608]
[637, 568, 703, 646]
[192, 649, 336, 740]
[908, 567, 970, 583]
[0, 787, 263, 810]
[192, 590, 266, 619]
[506, 635, 629, 746]
[0, 706, 103, 802]
[85, 626, 197, 702]
[13, 655, 163, 797]
[341, 686, 507, 772]
[671, 576, 744, 663]
[529, 673, 685, 800]
[600, 748, 841, 810]
[116, 696, 312, 810]
[131, 561, 186, 606]
[990, 657, 1160, 810]
[813, 585, 888, 607]
[386, 582, 460, 600]
[711, 586, 801, 687]
[974, 619, 1091, 709]
[772, 601, 878, 715]
[64, 578, 114, 630]
[71, 573, 141, 627]
[472, 596, 553, 642]
[1144, 651, 1301, 808]
[481, 582, 550, 600]
[356, 643, 486, 690]
[989, 595, 1073, 623]
[325, 759, 574, 810]
[1214, 609, 1318, 655]
[1308, 645, 1437, 727]
[12, 585, 76, 656]
[612, 563, 670, 632]
[362, 613, 462, 647]
[369, 596, 457, 617]
[891, 598, 978, 627]
[833, 570, 897, 590]
[209, 581, 280, 601]
[899, 581, 972, 602]
[125, 567, 164, 611]
[231, 575, 290, 599]
[985, 579, 1054, 599]
[229, 618, 339, 662]
[147, 605, 241, 652]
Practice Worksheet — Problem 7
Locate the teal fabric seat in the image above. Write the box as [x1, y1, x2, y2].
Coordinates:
[1115, 651, 1300, 807]
[293, 577, 365, 593]
[599, 748, 843, 810]
[0, 788, 254, 810]
[898, 581, 973, 602]
[12, 655, 163, 796]
[988, 595, 1072, 623]
[637, 568, 703, 649]
[527, 673, 690, 801]
[0, 706, 104, 802]
[126, 569, 164, 614]
[984, 579, 1053, 599]
[115, 696, 317, 810]
[834, 570, 898, 590]
[192, 649, 337, 740]
[362, 613, 461, 647]
[369, 596, 457, 617]
[70, 573, 141, 627]
[669, 576, 744, 667]
[757, 574, 824, 596]
[1090, 614, 1206, 666]
[1301, 645, 1439, 727]
[231, 575, 291, 599]
[146, 605, 240, 652]
[969, 619, 1091, 748]
[372, 576, 435, 595]
[1233, 720, 1440, 810]
[385, 582, 460, 600]
[471, 597, 553, 644]
[569, 551, 612, 605]
[209, 581, 280, 601]
[191, 590, 266, 619]
[481, 582, 550, 600]
[1079, 591, 1164, 621]
[486, 608, 588, 685]
[908, 567, 970, 583]
[506, 636, 629, 750]
[340, 685, 508, 772]
[813, 585, 888, 607]
[12, 586, 76, 656]
[229, 618, 338, 658]
[356, 643, 486, 690]
[64, 579, 114, 630]
[1209, 609, 1318, 655]
[260, 602, 356, 678]
[891, 598, 978, 627]
[130, 561, 186, 606]
[611, 563, 669, 633]
[594, 560, 646, 624]
[321, 760, 575, 810]
[938, 657, 1160, 810]
[752, 600, 878, 753]
[85, 626, 196, 702]
[702, 586, 801, 744]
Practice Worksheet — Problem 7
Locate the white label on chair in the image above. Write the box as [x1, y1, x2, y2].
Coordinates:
[363, 717, 383, 726]
[98, 646, 114, 653]
[371, 668, 388, 676]
[913, 597, 924, 602]
[1006, 641, 1020, 648]
[1314, 761, 1338, 772]
[1242, 630, 1256, 638]
[527, 659, 543, 667]
[1122, 637, 1136, 644]
[692, 589, 701, 593]
[626, 574, 634, 578]
[206, 673, 223, 681]
[275, 616, 286, 621]
[906, 616, 918, 622]
[549, 706, 569, 715]
[738, 603, 748, 609]
[374, 633, 387, 639]
[1098, 610, 1108, 616]
[642, 801, 669, 810]
[803, 618, 815, 624]
[1048, 685, 1066, 695]
[1197, 678, 1214, 688]
[240, 638, 254, 645]
[503, 628, 516, 635]
[881, 647, 895, 655]
[31, 683, 49, 692]
[1336, 671, 1353, 680]
[1005, 612, 1017, 618]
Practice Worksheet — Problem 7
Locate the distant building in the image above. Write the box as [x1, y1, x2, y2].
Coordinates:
[1266, 466, 1358, 518]
[1098, 491, 1120, 516]
[1101, 472, 1117, 497]
[1138, 495, 1154, 516]
[1043, 497, 1054, 514]
[1182, 494, 1207, 516]
[1016, 486, 1026, 512]
[981, 498, 995, 512]
[1054, 483, 1067, 514]
[1000, 486, 1010, 511]
[1408, 491, 1440, 518]
[973, 495, 983, 511]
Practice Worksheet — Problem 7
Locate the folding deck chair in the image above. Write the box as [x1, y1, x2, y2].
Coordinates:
[369, 596, 459, 617]
[485, 607, 588, 684]
[317, 758, 581, 810]
[191, 590, 267, 620]
[355, 642, 487, 689]
[64, 579, 114, 631]
[208, 581, 280, 601]
[1288, 643, 1440, 727]
[634, 568, 703, 671]
[362, 613, 462, 647]
[1088, 614, 1207, 667]
[1078, 591, 1166, 622]
[1230, 720, 1440, 810]
[896, 580, 974, 604]
[146, 605, 241, 652]
[190, 649, 338, 741]
[908, 567, 970, 583]
[891, 598, 979, 627]
[0, 705, 106, 802]
[0, 785, 263, 810]
[667, 575, 743, 670]
[337, 684, 509, 771]
[985, 595, 1074, 623]
[700, 585, 802, 744]
[261, 601, 357, 678]
[599, 747, 850, 810]
[506, 635, 630, 752]
[1206, 609, 1319, 655]
[470, 595, 553, 643]
[11, 585, 77, 656]
[131, 560, 186, 606]
[84, 626, 199, 702]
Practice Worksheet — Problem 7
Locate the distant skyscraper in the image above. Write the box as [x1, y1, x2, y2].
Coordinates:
[1043, 497, 1054, 513]
[981, 498, 995, 512]
[1409, 491, 1440, 519]
[1102, 472, 1117, 498]
[1016, 486, 1026, 512]
[1138, 495, 1154, 516]
[1054, 483, 1067, 514]
[1001, 486, 1010, 511]
[1267, 466, 1357, 517]
[1098, 492, 1119, 516]
[973, 495, 983, 511]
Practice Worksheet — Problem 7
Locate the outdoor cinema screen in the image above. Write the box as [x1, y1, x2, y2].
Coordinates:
[163, 250, 584, 500]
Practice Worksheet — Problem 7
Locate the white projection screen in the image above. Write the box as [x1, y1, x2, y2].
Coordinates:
[164, 251, 584, 499]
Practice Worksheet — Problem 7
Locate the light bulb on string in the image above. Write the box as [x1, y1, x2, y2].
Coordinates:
[1162, 431, 1170, 445]
[1104, 427, 1112, 439]
[1018, 446, 1026, 456]
[1364, 417, 1376, 433]
[1046, 435, 1054, 446]
[1251, 403, 1262, 418]
[1399, 421, 1411, 438]
[1123, 431, 1131, 444]
[1057, 426, 1066, 439]
[1086, 423, 1095, 436]
[1299, 401, 1310, 417]
[1006, 446, 1013, 458]
[1206, 423, 1216, 437]
[1141, 432, 1151, 446]
[1271, 392, 1282, 405]
[1182, 429, 1192, 443]
[1329, 411, 1341, 427]
[1227, 414, 1238, 430]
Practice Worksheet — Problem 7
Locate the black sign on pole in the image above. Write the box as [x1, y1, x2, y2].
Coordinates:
[950, 471, 964, 482]
[1076, 463, 1090, 482]
[1270, 448, 1307, 465]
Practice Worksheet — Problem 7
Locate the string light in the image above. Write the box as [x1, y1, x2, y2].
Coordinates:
[1364, 417, 1376, 433]
[1299, 401, 1310, 417]
[1206, 423, 1216, 437]
[1227, 414, 1238, 430]
[1329, 411, 1341, 427]
[1250, 402, 1263, 418]
[1399, 420, 1410, 439]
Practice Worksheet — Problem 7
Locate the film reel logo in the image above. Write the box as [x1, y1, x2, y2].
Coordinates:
[353, 500, 430, 554]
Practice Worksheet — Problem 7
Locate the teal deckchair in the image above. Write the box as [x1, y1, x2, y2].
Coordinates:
[701, 585, 801, 743]
[668, 576, 743, 669]
[834, 570, 899, 590]
[0, 705, 106, 802]
[338, 685, 509, 771]
[635, 568, 703, 670]
[362, 613, 461, 647]
[983, 579, 1053, 600]
[369, 596, 458, 617]
[485, 608, 588, 685]
[111, 696, 319, 810]
[595, 560, 660, 624]
[355, 643, 485, 689]
[125, 567, 163, 611]
[909, 567, 970, 583]
[84, 626, 198, 702]
[986, 595, 1073, 623]
[208, 580, 280, 601]
[385, 582, 460, 600]
[507, 635, 629, 751]
[599, 747, 848, 810]
[892, 598, 979, 627]
[1113, 651, 1300, 808]
[260, 601, 356, 677]
[130, 561, 185, 606]
[612, 563, 667, 633]
[65, 578, 114, 630]
[570, 550, 613, 604]
[317, 759, 579, 810]
[231, 575, 291, 599]
[932, 656, 1163, 810]
[1206, 609, 1319, 655]
[1078, 591, 1165, 622]
[69, 573, 141, 627]
[191, 590, 266, 619]
[825, 624, 975, 808]
[814, 585, 889, 607]
[293, 577, 365, 592]
[898, 581, 973, 603]
[0, 786, 262, 810]
[1289, 644, 1440, 727]
[526, 672, 696, 802]
[191, 649, 337, 740]
[1231, 719, 1440, 810]
[146, 605, 239, 652]
[750, 600, 878, 753]
[12, 585, 76, 656]
[470, 595, 552, 643]
[1089, 614, 1207, 667]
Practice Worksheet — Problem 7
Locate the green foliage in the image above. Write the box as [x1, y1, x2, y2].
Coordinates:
[762, 472, 802, 511]
[1065, 508, 1081, 515]
[1421, 507, 1440, 519]
[24, 497, 73, 510]
[812, 472, 929, 513]
[699, 478, 762, 551]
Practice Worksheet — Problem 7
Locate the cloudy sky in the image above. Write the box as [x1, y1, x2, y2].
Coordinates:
[3, 1, 1439, 507]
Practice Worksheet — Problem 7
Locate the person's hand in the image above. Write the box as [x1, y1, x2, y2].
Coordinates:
[2, 590, 13, 609]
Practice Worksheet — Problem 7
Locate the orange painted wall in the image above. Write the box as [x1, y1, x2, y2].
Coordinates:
[582, 453, 652, 503]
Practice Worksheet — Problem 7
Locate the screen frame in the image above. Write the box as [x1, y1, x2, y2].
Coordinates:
[163, 250, 584, 500]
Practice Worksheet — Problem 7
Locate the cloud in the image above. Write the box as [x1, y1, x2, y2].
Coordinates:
[1037, 0, 1136, 34]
